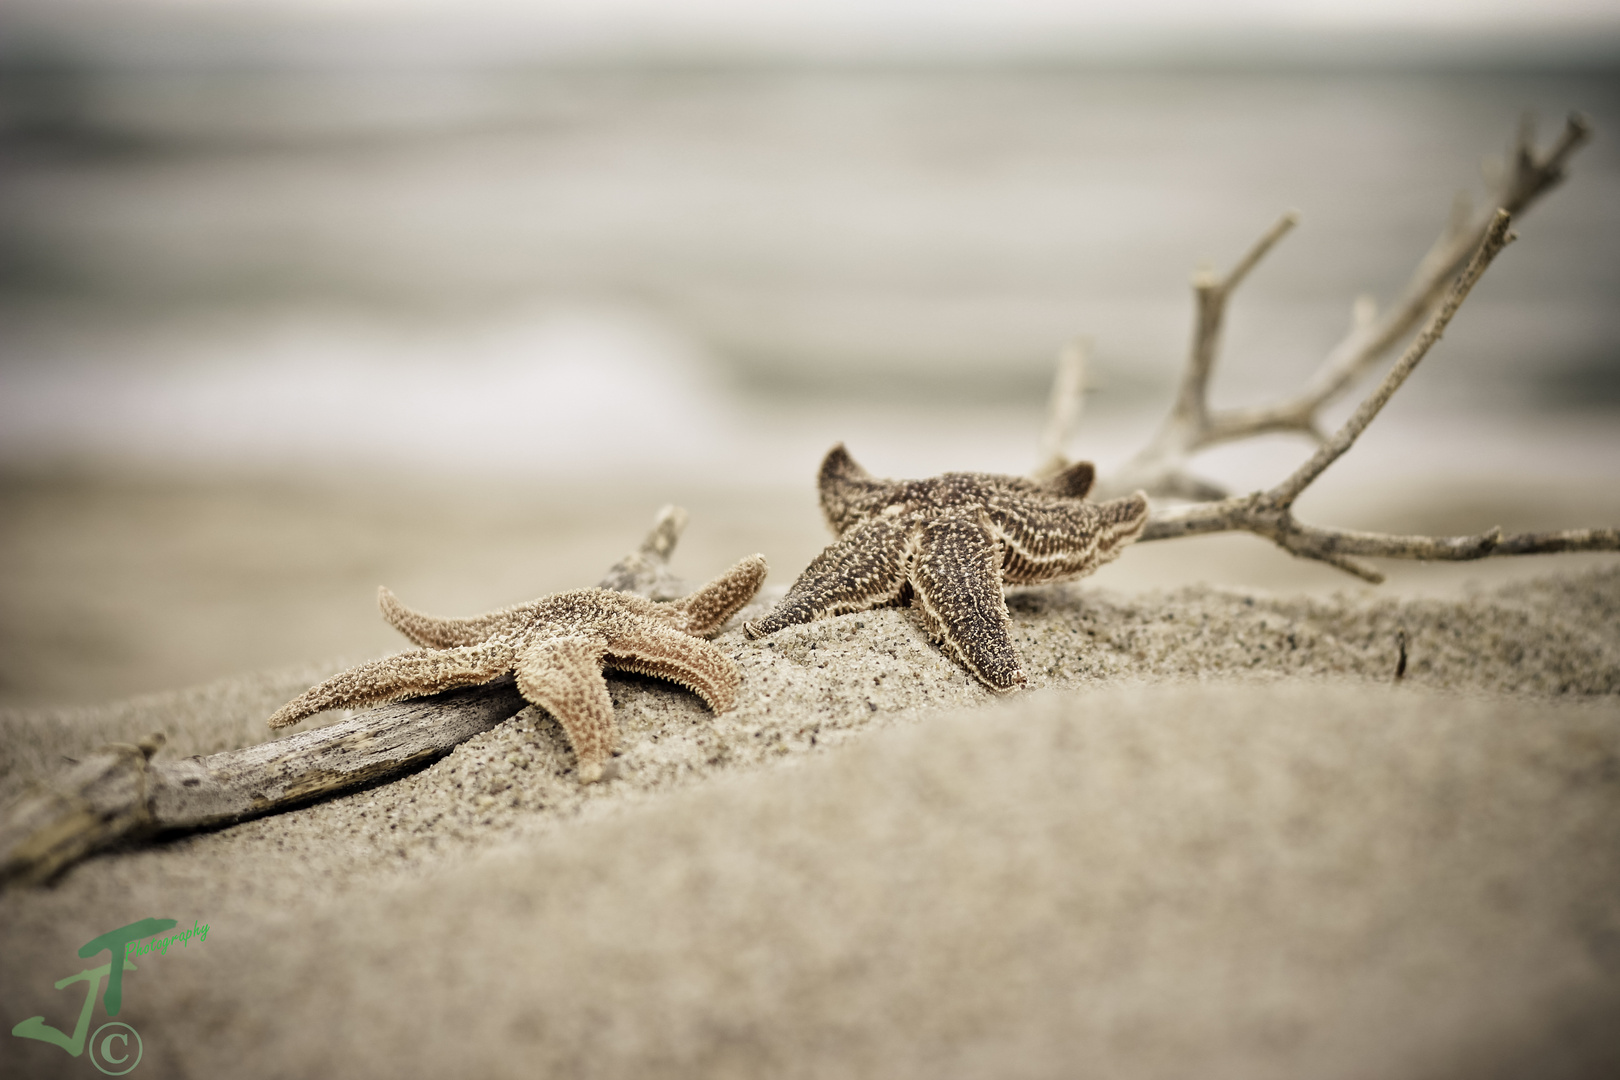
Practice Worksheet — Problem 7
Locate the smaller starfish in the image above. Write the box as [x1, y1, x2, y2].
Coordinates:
[744, 445, 1148, 691]
[268, 555, 767, 782]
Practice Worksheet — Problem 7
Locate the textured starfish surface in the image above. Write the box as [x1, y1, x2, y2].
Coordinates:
[268, 555, 767, 782]
[744, 444, 1149, 692]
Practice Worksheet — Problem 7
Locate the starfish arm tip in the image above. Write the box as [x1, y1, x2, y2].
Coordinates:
[265, 707, 302, 729]
[970, 663, 1027, 694]
[1042, 460, 1096, 499]
[669, 553, 771, 635]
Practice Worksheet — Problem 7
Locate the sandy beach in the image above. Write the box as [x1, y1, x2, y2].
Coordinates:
[2, 32, 1619, 1078]
[2, 532, 1616, 1077]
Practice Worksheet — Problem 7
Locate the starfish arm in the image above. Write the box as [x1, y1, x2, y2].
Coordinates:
[266, 640, 516, 729]
[984, 490, 1150, 585]
[603, 620, 742, 713]
[910, 516, 1027, 692]
[668, 554, 769, 637]
[743, 514, 912, 638]
[817, 443, 904, 535]
[378, 587, 538, 648]
[514, 636, 617, 783]
[1036, 460, 1095, 499]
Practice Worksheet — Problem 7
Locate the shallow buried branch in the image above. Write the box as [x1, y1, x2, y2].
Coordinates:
[0, 508, 693, 888]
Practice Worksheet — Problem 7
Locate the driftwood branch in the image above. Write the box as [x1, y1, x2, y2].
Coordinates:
[1134, 211, 1620, 582]
[0, 507, 693, 888]
[1029, 116, 1617, 581]
[1033, 339, 1090, 482]
[1074, 113, 1592, 502]
[0, 682, 530, 888]
[596, 504, 690, 599]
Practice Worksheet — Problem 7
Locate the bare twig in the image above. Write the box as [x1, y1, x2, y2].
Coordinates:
[1090, 114, 1592, 502]
[1133, 212, 1620, 582]
[1269, 210, 1512, 506]
[1033, 339, 1090, 481]
[1174, 212, 1301, 440]
[596, 503, 690, 599]
[1493, 528, 1620, 555]
[0, 507, 694, 888]
[1028, 117, 1616, 580]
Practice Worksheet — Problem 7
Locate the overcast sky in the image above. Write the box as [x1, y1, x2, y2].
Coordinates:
[9, 0, 1620, 67]
[66, 0, 1620, 25]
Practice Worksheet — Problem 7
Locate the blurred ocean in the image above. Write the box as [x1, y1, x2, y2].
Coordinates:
[2, 62, 1617, 486]
[3, 44, 1620, 705]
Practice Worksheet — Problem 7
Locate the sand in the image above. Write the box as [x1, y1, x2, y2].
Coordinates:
[2, 563, 1618, 1078]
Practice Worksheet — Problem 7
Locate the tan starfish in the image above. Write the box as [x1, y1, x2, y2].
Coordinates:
[744, 444, 1148, 691]
[267, 555, 767, 782]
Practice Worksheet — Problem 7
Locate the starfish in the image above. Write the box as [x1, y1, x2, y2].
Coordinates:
[743, 444, 1149, 692]
[267, 555, 767, 782]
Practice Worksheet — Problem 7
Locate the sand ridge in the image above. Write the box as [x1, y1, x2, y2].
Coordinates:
[1, 566, 1617, 1077]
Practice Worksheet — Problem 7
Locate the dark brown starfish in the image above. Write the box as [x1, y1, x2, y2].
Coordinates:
[744, 445, 1148, 691]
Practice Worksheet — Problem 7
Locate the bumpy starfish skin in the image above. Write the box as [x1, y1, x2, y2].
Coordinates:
[267, 555, 767, 782]
[744, 444, 1148, 692]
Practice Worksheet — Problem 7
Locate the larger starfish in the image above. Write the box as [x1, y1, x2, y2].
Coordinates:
[268, 555, 767, 782]
[744, 445, 1149, 691]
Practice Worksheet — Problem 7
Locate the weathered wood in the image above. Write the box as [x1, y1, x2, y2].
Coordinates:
[1033, 119, 1617, 581]
[0, 676, 529, 889]
[1071, 115, 1593, 503]
[149, 678, 526, 829]
[0, 736, 164, 887]
[1129, 213, 1620, 581]
[0, 509, 688, 888]
[595, 504, 690, 600]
